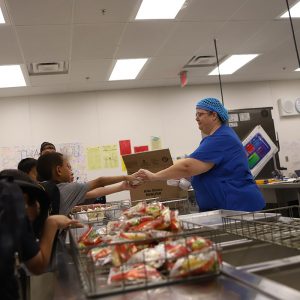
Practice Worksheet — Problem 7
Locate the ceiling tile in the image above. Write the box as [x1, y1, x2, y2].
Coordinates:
[74, 0, 139, 23]
[230, 0, 300, 21]
[179, 0, 248, 21]
[6, 0, 73, 25]
[29, 74, 70, 86]
[72, 23, 125, 60]
[16, 25, 71, 62]
[70, 59, 113, 82]
[141, 56, 190, 80]
[157, 21, 223, 56]
[0, 26, 23, 64]
[116, 21, 175, 58]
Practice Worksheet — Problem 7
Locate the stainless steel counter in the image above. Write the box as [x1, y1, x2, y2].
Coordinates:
[53, 210, 300, 300]
[53, 247, 300, 300]
[258, 182, 300, 205]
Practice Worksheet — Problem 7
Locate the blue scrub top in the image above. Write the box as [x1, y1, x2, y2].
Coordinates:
[189, 124, 265, 211]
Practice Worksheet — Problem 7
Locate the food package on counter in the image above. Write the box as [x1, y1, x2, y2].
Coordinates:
[107, 220, 126, 234]
[127, 246, 165, 268]
[169, 248, 220, 278]
[123, 215, 155, 231]
[108, 263, 162, 285]
[77, 226, 112, 248]
[123, 201, 165, 218]
[128, 207, 181, 232]
[88, 246, 112, 266]
[112, 243, 141, 267]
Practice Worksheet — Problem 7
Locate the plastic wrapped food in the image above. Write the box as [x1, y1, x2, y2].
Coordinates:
[108, 264, 162, 285]
[111, 243, 139, 267]
[88, 246, 112, 266]
[119, 231, 152, 241]
[78, 226, 103, 247]
[127, 247, 165, 268]
[169, 249, 219, 278]
[123, 202, 147, 218]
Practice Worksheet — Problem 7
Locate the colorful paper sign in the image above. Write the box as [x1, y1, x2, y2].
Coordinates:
[134, 145, 149, 153]
[119, 140, 132, 155]
[86, 147, 102, 170]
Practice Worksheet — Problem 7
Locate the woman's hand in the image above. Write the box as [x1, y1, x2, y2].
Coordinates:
[136, 169, 156, 181]
[125, 173, 143, 186]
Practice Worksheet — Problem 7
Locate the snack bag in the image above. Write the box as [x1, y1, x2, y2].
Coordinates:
[108, 264, 162, 285]
[170, 249, 219, 278]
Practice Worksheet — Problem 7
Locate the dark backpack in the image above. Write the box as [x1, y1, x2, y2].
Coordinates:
[0, 178, 26, 300]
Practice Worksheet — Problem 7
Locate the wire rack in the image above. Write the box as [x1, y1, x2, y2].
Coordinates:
[71, 200, 131, 224]
[69, 220, 221, 298]
[222, 205, 300, 250]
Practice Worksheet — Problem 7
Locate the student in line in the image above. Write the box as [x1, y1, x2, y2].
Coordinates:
[18, 157, 38, 181]
[0, 169, 83, 300]
[40, 142, 56, 156]
[36, 152, 139, 215]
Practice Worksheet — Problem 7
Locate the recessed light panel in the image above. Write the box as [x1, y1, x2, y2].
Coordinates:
[0, 7, 5, 23]
[0, 65, 26, 88]
[280, 1, 300, 18]
[209, 54, 259, 75]
[135, 0, 186, 20]
[109, 59, 148, 81]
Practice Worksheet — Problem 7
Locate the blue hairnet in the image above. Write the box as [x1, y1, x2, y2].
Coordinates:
[196, 97, 229, 122]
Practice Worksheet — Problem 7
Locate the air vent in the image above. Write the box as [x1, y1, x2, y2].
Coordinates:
[183, 55, 226, 68]
[28, 61, 69, 75]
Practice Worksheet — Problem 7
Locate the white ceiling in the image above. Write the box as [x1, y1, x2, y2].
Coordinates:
[0, 0, 300, 97]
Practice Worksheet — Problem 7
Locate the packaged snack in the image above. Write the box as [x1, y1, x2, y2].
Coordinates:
[145, 202, 164, 217]
[88, 246, 112, 266]
[123, 202, 147, 218]
[169, 250, 219, 278]
[111, 243, 139, 267]
[127, 247, 165, 268]
[108, 264, 162, 285]
[78, 226, 102, 247]
[119, 231, 151, 241]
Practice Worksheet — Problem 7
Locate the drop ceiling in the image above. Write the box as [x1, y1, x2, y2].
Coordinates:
[0, 0, 300, 97]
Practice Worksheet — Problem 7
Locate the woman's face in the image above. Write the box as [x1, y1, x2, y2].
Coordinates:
[195, 109, 214, 134]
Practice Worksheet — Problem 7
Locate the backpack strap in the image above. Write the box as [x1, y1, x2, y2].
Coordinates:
[40, 181, 60, 215]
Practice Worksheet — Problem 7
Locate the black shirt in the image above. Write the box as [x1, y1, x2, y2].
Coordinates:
[0, 217, 39, 300]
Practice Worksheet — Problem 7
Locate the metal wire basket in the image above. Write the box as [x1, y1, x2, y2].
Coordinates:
[69, 220, 221, 298]
[71, 200, 131, 224]
[222, 205, 300, 250]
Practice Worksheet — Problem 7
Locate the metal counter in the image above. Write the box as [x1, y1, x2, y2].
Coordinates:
[53, 247, 300, 300]
[258, 182, 300, 205]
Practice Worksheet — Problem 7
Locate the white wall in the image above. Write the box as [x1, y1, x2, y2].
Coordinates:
[0, 79, 299, 200]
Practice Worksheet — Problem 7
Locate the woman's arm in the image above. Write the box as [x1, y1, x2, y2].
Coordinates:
[137, 158, 214, 181]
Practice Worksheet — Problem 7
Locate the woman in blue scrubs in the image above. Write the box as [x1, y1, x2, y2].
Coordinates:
[137, 98, 265, 212]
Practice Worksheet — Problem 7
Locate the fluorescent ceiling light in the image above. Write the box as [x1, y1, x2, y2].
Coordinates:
[209, 54, 259, 75]
[135, 0, 186, 20]
[0, 65, 26, 88]
[109, 58, 148, 81]
[280, 1, 300, 18]
[295, 68, 300, 71]
[0, 7, 5, 23]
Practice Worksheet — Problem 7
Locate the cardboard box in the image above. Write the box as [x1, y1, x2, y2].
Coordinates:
[122, 149, 187, 201]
